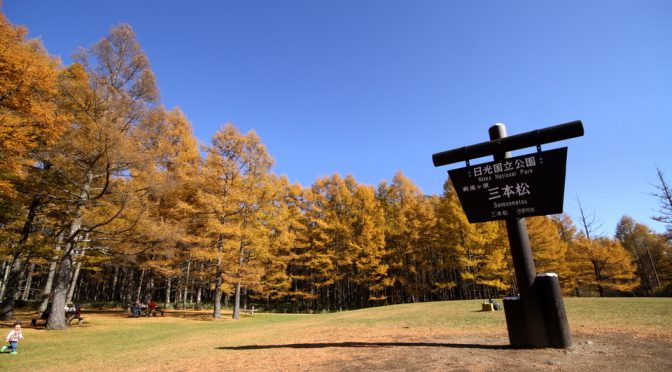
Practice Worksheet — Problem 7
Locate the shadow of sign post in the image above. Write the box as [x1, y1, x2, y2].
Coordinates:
[432, 120, 583, 348]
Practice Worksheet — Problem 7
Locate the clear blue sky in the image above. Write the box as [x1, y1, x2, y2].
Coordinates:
[4, 1, 671, 235]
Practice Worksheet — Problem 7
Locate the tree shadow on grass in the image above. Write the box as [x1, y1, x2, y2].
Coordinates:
[217, 341, 508, 351]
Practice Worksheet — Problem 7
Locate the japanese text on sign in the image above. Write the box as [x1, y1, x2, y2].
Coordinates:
[447, 147, 567, 223]
[472, 156, 537, 177]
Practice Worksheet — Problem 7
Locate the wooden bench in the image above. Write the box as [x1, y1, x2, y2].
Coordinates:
[67, 313, 84, 325]
[30, 317, 47, 327]
[30, 314, 84, 326]
[145, 309, 165, 317]
[129, 304, 165, 317]
[242, 306, 256, 314]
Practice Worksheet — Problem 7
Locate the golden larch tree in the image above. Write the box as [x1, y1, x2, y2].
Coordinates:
[0, 14, 69, 198]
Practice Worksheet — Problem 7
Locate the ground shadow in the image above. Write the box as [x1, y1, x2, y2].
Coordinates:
[217, 341, 508, 351]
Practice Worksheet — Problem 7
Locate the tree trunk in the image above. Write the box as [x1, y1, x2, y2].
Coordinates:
[632, 247, 651, 295]
[0, 262, 8, 299]
[111, 265, 119, 301]
[74, 272, 84, 300]
[592, 261, 605, 297]
[146, 274, 155, 302]
[183, 260, 191, 306]
[94, 274, 102, 301]
[38, 248, 60, 313]
[232, 238, 245, 320]
[176, 287, 182, 309]
[119, 267, 128, 303]
[48, 167, 92, 329]
[164, 277, 172, 308]
[233, 281, 242, 319]
[48, 194, 87, 329]
[0, 252, 24, 320]
[0, 196, 41, 320]
[196, 286, 202, 310]
[66, 255, 83, 304]
[643, 240, 662, 288]
[136, 268, 145, 302]
[47, 252, 73, 329]
[213, 235, 224, 319]
[21, 261, 36, 301]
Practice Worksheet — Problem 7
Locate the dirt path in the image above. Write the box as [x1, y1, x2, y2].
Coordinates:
[156, 323, 672, 371]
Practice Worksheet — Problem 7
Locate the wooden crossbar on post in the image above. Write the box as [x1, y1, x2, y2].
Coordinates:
[432, 120, 583, 167]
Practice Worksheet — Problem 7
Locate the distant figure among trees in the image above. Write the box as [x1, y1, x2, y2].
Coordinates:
[67, 303, 84, 325]
[131, 301, 144, 317]
[147, 300, 164, 317]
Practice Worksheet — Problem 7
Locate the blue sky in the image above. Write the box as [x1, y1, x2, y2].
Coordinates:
[4, 1, 671, 235]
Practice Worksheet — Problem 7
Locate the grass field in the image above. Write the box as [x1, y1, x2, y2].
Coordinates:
[1, 297, 670, 371]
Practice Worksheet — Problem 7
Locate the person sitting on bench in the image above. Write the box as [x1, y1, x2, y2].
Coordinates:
[31, 307, 50, 327]
[67, 303, 84, 325]
[147, 300, 164, 316]
[132, 300, 143, 317]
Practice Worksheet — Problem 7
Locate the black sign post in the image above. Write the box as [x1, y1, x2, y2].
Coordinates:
[432, 121, 582, 349]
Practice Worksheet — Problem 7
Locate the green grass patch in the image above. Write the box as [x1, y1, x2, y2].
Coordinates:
[564, 297, 672, 329]
[1, 297, 670, 370]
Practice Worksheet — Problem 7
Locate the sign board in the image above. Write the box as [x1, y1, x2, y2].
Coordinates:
[448, 147, 567, 223]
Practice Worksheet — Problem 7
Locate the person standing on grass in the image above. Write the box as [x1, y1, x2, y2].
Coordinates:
[2, 322, 24, 355]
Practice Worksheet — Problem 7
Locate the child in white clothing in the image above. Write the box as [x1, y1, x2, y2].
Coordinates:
[2, 322, 24, 354]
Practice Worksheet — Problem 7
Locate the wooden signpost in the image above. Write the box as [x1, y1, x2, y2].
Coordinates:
[432, 120, 584, 348]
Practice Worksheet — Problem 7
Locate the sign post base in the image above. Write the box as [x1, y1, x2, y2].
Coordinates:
[503, 274, 572, 348]
[535, 273, 572, 348]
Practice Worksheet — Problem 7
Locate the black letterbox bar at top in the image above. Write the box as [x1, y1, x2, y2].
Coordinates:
[432, 120, 584, 167]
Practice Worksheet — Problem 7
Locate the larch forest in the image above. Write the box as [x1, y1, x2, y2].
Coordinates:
[1, 15, 671, 329]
